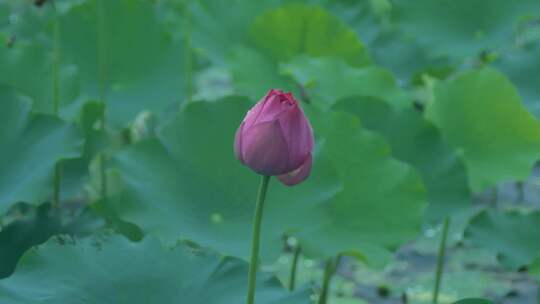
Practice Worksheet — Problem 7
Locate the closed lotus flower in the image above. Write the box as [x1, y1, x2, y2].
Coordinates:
[234, 89, 314, 186]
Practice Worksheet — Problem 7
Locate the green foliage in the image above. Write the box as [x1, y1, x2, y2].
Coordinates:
[0, 235, 311, 303]
[111, 98, 425, 265]
[58, 0, 187, 127]
[299, 111, 426, 264]
[111, 97, 340, 262]
[0, 95, 83, 212]
[280, 56, 407, 109]
[228, 46, 295, 99]
[495, 42, 540, 117]
[464, 209, 540, 269]
[0, 39, 81, 117]
[392, 0, 540, 59]
[190, 0, 282, 62]
[1, 0, 540, 302]
[334, 97, 470, 222]
[427, 68, 540, 192]
[250, 3, 370, 67]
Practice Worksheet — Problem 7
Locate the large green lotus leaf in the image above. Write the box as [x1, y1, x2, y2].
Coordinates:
[426, 68, 540, 192]
[320, 1, 453, 82]
[464, 209, 540, 269]
[112, 97, 425, 265]
[112, 96, 341, 263]
[391, 0, 540, 59]
[189, 0, 282, 62]
[192, 2, 370, 99]
[296, 111, 427, 263]
[227, 46, 297, 100]
[0, 94, 83, 213]
[333, 97, 470, 222]
[319, 0, 447, 81]
[495, 42, 540, 117]
[319, 0, 380, 44]
[280, 55, 408, 110]
[250, 3, 370, 67]
[56, 0, 186, 127]
[369, 30, 451, 83]
[0, 235, 311, 303]
[0, 35, 82, 117]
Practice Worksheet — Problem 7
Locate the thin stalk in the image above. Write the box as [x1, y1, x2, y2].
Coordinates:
[52, 3, 60, 115]
[432, 217, 450, 304]
[318, 258, 335, 304]
[289, 245, 301, 291]
[51, 1, 61, 208]
[246, 176, 271, 304]
[183, 0, 193, 103]
[97, 0, 107, 200]
[97, 0, 107, 101]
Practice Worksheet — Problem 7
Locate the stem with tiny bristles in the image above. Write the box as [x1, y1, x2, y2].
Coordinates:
[246, 175, 271, 304]
[289, 245, 301, 291]
[183, 0, 192, 103]
[51, 0, 61, 208]
[432, 217, 450, 304]
[318, 255, 342, 304]
[97, 0, 108, 200]
[318, 258, 334, 304]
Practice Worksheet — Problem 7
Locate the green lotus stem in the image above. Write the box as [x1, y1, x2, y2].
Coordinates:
[52, 5, 60, 115]
[97, 0, 107, 101]
[288, 245, 301, 291]
[318, 255, 342, 304]
[247, 175, 271, 304]
[183, 0, 192, 103]
[97, 0, 108, 200]
[51, 1, 61, 208]
[318, 258, 334, 304]
[432, 217, 451, 304]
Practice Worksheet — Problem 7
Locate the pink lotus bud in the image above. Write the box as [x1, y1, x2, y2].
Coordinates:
[234, 89, 314, 186]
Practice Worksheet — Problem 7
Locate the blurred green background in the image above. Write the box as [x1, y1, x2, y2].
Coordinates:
[1, 0, 540, 303]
